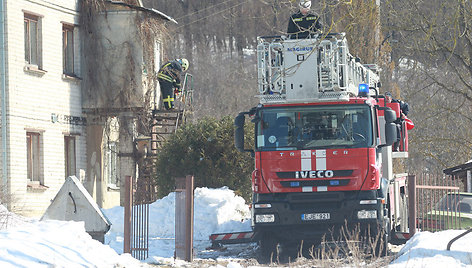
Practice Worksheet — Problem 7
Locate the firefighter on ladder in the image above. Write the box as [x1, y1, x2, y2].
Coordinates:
[287, 0, 322, 39]
[157, 58, 189, 110]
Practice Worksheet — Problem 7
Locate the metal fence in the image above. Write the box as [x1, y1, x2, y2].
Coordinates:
[124, 173, 157, 260]
[413, 173, 461, 231]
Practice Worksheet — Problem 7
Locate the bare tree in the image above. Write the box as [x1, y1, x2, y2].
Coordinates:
[382, 0, 472, 172]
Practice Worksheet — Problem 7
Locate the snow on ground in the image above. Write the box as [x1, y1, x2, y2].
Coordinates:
[0, 205, 145, 268]
[1, 187, 472, 267]
[104, 186, 252, 261]
[389, 230, 472, 267]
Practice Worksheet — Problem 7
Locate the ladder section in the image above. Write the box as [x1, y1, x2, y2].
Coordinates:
[150, 110, 181, 155]
[256, 33, 380, 104]
[150, 73, 194, 155]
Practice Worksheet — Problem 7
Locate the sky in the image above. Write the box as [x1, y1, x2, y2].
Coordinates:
[1, 187, 472, 267]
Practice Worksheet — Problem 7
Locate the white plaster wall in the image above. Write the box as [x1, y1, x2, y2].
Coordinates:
[6, 0, 85, 217]
[82, 10, 145, 109]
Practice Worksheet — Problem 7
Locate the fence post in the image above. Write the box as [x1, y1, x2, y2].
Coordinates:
[124, 176, 132, 254]
[175, 175, 194, 262]
[408, 174, 416, 238]
[467, 170, 471, 193]
[185, 175, 194, 261]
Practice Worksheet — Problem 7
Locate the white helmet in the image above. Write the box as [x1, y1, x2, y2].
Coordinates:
[299, 0, 311, 9]
[179, 58, 189, 71]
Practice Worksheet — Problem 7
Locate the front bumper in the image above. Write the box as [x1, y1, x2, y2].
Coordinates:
[252, 190, 385, 241]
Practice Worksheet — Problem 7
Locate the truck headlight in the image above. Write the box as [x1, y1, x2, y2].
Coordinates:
[357, 210, 377, 219]
[255, 214, 275, 223]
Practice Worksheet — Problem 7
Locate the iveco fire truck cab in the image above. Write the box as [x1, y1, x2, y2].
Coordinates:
[231, 33, 408, 252]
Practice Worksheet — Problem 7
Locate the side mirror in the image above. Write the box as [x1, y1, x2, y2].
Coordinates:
[234, 113, 246, 152]
[377, 107, 397, 147]
[385, 122, 397, 146]
[384, 109, 397, 123]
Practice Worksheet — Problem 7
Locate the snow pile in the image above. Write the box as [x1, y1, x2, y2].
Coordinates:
[0, 204, 32, 230]
[389, 230, 472, 267]
[105, 187, 252, 258]
[2, 188, 472, 267]
[0, 219, 145, 268]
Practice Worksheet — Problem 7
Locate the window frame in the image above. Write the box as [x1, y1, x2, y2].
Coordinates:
[24, 13, 42, 68]
[62, 23, 75, 75]
[26, 132, 42, 184]
[64, 135, 76, 178]
[105, 142, 119, 189]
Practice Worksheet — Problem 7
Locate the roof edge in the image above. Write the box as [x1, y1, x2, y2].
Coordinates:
[106, 0, 177, 24]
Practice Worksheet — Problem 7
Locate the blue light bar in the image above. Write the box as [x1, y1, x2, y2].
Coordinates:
[358, 84, 369, 96]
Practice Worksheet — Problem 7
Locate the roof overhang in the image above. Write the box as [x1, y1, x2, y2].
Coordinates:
[106, 0, 177, 24]
[444, 161, 472, 175]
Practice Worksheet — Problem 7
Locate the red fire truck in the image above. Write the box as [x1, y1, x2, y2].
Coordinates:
[210, 33, 411, 255]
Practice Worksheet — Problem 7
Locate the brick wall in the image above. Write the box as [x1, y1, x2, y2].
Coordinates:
[6, 0, 85, 217]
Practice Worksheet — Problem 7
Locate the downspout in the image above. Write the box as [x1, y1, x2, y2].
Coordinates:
[1, 0, 8, 198]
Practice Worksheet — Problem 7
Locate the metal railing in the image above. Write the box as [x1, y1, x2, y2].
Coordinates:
[413, 173, 461, 232]
[124, 175, 156, 260]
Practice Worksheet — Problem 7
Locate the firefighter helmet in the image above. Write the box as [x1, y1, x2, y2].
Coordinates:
[299, 0, 311, 9]
[179, 58, 189, 71]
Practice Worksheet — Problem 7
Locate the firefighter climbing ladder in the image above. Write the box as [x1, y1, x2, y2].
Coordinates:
[126, 73, 194, 260]
[151, 73, 194, 154]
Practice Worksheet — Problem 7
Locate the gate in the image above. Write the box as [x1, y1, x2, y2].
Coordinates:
[123, 172, 157, 260]
[414, 173, 461, 231]
[124, 73, 194, 260]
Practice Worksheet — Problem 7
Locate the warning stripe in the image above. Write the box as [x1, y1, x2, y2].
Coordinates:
[393, 232, 411, 240]
[210, 232, 254, 241]
[300, 150, 327, 171]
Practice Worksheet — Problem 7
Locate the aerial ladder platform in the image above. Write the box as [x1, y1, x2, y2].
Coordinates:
[256, 33, 379, 103]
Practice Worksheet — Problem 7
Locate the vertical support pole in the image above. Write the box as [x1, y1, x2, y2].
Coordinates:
[175, 175, 194, 262]
[185, 175, 194, 262]
[408, 174, 416, 237]
[467, 170, 471, 193]
[0, 0, 8, 201]
[124, 176, 132, 254]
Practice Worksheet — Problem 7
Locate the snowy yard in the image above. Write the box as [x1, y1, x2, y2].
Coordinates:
[1, 187, 472, 267]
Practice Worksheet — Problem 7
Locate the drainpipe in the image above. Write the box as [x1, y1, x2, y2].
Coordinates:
[1, 0, 8, 198]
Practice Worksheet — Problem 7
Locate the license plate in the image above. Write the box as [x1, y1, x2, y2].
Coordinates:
[301, 213, 330, 221]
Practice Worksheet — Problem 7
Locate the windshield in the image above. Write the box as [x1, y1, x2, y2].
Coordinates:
[256, 105, 374, 150]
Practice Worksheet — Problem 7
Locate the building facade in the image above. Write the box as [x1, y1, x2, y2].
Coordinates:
[1, 0, 85, 217]
[0, 0, 173, 217]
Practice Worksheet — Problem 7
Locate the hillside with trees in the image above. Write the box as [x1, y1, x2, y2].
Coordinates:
[145, 0, 472, 177]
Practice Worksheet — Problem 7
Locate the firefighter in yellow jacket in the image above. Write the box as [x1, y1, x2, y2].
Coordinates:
[157, 58, 189, 110]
